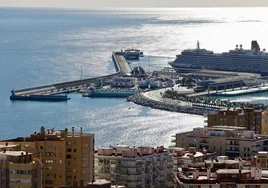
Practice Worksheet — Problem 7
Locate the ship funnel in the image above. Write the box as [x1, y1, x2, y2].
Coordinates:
[197, 40, 200, 50]
[251, 40, 260, 52]
[235, 44, 239, 50]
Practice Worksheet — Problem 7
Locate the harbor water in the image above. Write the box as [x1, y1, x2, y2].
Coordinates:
[1, 7, 268, 147]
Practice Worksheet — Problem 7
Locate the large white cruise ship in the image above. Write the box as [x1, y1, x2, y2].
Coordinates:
[169, 41, 268, 75]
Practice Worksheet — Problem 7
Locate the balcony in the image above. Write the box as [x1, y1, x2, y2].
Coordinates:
[200, 140, 209, 144]
[112, 168, 128, 174]
[225, 150, 240, 153]
[226, 142, 239, 146]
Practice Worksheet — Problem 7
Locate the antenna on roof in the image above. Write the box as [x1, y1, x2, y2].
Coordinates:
[197, 40, 200, 50]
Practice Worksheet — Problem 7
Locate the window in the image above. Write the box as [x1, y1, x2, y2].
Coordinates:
[46, 145, 53, 149]
[45, 180, 54, 184]
[38, 146, 44, 150]
[45, 160, 54, 163]
[45, 152, 54, 156]
[232, 175, 237, 179]
[45, 166, 54, 170]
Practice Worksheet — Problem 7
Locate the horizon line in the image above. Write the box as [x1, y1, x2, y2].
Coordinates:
[1, 6, 268, 10]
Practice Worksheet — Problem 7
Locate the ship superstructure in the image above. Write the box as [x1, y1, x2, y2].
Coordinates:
[169, 41, 268, 75]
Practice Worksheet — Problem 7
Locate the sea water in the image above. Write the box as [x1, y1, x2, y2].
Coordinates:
[1, 7, 268, 147]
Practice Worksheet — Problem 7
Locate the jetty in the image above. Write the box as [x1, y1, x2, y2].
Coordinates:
[10, 52, 132, 101]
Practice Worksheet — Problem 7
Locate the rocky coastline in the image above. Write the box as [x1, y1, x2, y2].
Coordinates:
[126, 93, 214, 116]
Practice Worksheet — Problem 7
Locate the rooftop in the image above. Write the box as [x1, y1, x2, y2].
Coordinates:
[217, 169, 251, 174]
[0, 144, 18, 149]
[97, 145, 169, 158]
[207, 126, 247, 131]
[88, 179, 111, 185]
[0, 151, 32, 157]
[185, 127, 268, 141]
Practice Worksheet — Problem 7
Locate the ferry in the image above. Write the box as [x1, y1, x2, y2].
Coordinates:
[121, 48, 144, 60]
[82, 88, 139, 98]
[169, 41, 268, 75]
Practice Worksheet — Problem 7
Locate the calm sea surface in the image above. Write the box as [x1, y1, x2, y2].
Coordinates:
[1, 7, 268, 147]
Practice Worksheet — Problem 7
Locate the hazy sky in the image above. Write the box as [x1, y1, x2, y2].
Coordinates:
[1, 0, 268, 9]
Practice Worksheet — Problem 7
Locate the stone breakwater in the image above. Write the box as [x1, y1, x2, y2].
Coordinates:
[127, 93, 213, 116]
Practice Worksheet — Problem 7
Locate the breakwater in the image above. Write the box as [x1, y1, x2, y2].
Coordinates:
[10, 52, 131, 101]
[127, 93, 216, 115]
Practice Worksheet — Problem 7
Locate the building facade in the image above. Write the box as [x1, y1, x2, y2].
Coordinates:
[253, 151, 268, 169]
[207, 108, 268, 134]
[95, 145, 174, 188]
[1, 126, 95, 188]
[0, 150, 42, 188]
[112, 76, 137, 87]
[172, 126, 268, 158]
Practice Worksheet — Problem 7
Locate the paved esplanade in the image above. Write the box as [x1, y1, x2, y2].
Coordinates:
[113, 52, 132, 75]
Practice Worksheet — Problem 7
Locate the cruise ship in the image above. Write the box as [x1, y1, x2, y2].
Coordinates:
[169, 41, 268, 75]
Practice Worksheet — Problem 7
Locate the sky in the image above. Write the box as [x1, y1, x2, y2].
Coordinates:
[0, 0, 268, 9]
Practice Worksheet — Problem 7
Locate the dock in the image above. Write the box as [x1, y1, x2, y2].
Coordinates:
[10, 52, 132, 101]
[187, 85, 268, 98]
[213, 86, 268, 97]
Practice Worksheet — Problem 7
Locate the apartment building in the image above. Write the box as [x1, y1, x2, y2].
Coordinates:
[253, 151, 268, 169]
[172, 126, 268, 158]
[178, 156, 268, 188]
[95, 145, 174, 188]
[207, 108, 268, 134]
[0, 150, 41, 188]
[1, 126, 95, 188]
[167, 147, 216, 188]
[167, 147, 217, 169]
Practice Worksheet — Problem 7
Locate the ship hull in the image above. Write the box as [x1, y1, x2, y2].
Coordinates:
[10, 94, 70, 101]
[169, 54, 268, 76]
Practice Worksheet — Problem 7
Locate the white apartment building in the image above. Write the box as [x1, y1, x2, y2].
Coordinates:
[172, 126, 268, 159]
[95, 145, 174, 188]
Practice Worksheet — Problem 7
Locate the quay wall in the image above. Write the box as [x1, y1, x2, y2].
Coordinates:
[112, 52, 119, 72]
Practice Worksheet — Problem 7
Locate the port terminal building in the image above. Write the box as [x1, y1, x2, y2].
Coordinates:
[181, 69, 263, 92]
